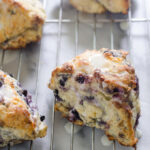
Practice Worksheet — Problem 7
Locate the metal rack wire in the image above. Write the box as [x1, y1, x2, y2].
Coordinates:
[0, 0, 149, 150]
[49, 0, 135, 150]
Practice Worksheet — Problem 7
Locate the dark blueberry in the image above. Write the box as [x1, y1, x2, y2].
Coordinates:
[112, 88, 125, 98]
[22, 90, 28, 97]
[0, 82, 3, 88]
[134, 76, 139, 92]
[54, 89, 58, 95]
[2, 39, 9, 45]
[59, 74, 69, 87]
[62, 75, 68, 82]
[99, 120, 110, 129]
[75, 74, 85, 84]
[9, 9, 16, 15]
[0, 77, 4, 88]
[80, 100, 84, 105]
[9, 73, 14, 77]
[134, 113, 140, 128]
[84, 96, 94, 101]
[113, 88, 119, 93]
[40, 116, 45, 121]
[128, 101, 133, 109]
[59, 80, 65, 87]
[54, 89, 63, 101]
[119, 133, 125, 138]
[99, 120, 107, 125]
[69, 109, 81, 121]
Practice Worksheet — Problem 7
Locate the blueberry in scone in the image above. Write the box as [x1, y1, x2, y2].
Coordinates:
[0, 0, 46, 50]
[70, 0, 129, 14]
[49, 48, 140, 146]
[0, 70, 47, 147]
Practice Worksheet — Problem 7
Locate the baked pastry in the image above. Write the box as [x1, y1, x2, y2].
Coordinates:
[49, 48, 140, 146]
[0, 0, 46, 50]
[99, 0, 129, 13]
[69, 0, 106, 14]
[70, 0, 129, 14]
[0, 70, 47, 147]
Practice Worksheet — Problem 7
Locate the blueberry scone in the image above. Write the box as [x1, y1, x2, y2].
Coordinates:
[70, 0, 129, 14]
[69, 0, 106, 14]
[49, 48, 140, 146]
[0, 0, 46, 50]
[0, 70, 47, 147]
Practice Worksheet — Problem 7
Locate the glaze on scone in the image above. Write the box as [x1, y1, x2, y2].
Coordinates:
[0, 70, 47, 147]
[0, 0, 46, 50]
[70, 0, 129, 14]
[49, 48, 140, 146]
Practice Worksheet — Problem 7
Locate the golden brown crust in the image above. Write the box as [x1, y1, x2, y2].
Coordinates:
[0, 105, 35, 137]
[0, 70, 47, 147]
[0, 0, 46, 50]
[55, 102, 138, 146]
[49, 48, 140, 147]
[49, 63, 74, 89]
[55, 103, 84, 126]
[69, 0, 129, 14]
[69, 0, 106, 14]
[51, 48, 137, 93]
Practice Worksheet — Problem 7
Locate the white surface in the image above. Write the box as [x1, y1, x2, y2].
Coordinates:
[0, 0, 150, 150]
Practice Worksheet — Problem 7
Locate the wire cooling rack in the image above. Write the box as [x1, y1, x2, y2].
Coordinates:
[0, 0, 150, 150]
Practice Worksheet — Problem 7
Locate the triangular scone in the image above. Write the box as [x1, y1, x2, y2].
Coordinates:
[0, 0, 46, 50]
[69, 0, 106, 14]
[69, 0, 129, 14]
[0, 70, 47, 147]
[49, 48, 140, 146]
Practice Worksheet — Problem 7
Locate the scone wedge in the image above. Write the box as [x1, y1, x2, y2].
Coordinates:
[69, 0, 106, 14]
[49, 48, 140, 146]
[0, 0, 46, 50]
[0, 70, 47, 147]
[69, 0, 129, 14]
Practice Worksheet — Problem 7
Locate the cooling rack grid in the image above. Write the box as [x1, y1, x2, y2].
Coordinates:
[1, 0, 150, 150]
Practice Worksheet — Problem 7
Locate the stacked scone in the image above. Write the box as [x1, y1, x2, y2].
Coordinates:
[49, 48, 140, 146]
[70, 0, 130, 14]
[0, 70, 47, 147]
[0, 0, 46, 50]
